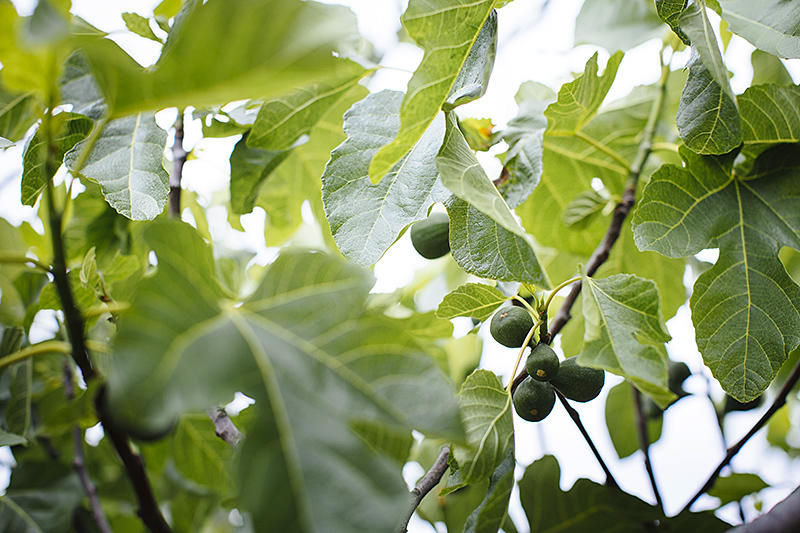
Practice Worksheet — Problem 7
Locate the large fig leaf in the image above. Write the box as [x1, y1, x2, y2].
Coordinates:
[632, 145, 800, 401]
[109, 220, 464, 533]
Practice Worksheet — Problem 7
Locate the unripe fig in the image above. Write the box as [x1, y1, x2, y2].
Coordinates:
[410, 213, 450, 259]
[550, 357, 604, 402]
[525, 343, 560, 381]
[490, 306, 533, 348]
[513, 377, 555, 422]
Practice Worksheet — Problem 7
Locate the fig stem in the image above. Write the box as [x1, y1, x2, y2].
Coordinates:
[541, 276, 581, 316]
[506, 319, 544, 392]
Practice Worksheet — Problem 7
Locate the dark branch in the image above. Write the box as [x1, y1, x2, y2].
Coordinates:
[96, 387, 173, 533]
[395, 446, 450, 533]
[555, 390, 619, 489]
[206, 407, 243, 448]
[681, 359, 800, 513]
[632, 388, 664, 512]
[169, 110, 186, 218]
[728, 486, 800, 533]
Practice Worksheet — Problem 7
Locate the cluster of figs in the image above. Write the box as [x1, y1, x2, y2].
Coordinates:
[491, 307, 604, 422]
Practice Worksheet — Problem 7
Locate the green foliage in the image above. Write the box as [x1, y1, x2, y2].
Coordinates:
[2, 1, 800, 530]
[633, 145, 800, 401]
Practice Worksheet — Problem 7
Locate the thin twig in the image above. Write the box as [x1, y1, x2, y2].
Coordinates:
[395, 446, 450, 533]
[555, 390, 619, 489]
[205, 407, 243, 448]
[632, 388, 664, 512]
[64, 364, 112, 533]
[169, 109, 186, 217]
[680, 359, 800, 513]
[0, 254, 52, 272]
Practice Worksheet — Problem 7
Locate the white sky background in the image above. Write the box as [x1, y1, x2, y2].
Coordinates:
[2, 1, 800, 531]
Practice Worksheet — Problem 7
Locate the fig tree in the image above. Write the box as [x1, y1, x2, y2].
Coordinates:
[525, 343, 559, 381]
[410, 212, 450, 259]
[550, 357, 604, 402]
[490, 306, 533, 348]
[513, 377, 555, 422]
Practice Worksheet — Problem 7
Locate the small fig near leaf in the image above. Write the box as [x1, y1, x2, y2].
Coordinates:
[550, 356, 604, 402]
[724, 395, 763, 413]
[513, 377, 555, 422]
[490, 306, 533, 348]
[410, 212, 450, 259]
[525, 343, 559, 381]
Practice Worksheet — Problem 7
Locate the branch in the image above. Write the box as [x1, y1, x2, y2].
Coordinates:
[395, 446, 450, 533]
[39, 102, 173, 533]
[632, 388, 664, 512]
[96, 387, 173, 533]
[63, 364, 112, 533]
[169, 110, 186, 217]
[729, 486, 800, 533]
[555, 390, 619, 489]
[680, 359, 800, 513]
[206, 407, 243, 448]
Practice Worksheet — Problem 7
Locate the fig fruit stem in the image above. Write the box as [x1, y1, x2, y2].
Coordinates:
[506, 319, 544, 392]
[512, 294, 538, 317]
[541, 276, 581, 316]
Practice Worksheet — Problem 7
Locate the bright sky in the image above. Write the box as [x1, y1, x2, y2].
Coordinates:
[2, 1, 800, 531]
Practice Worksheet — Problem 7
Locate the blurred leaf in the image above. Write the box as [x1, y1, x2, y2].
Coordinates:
[580, 273, 675, 407]
[59, 51, 107, 120]
[655, 0, 690, 44]
[109, 220, 464, 532]
[229, 134, 290, 215]
[368, 0, 496, 182]
[436, 283, 507, 321]
[0, 2, 61, 95]
[633, 145, 800, 402]
[0, 428, 25, 446]
[498, 82, 555, 208]
[750, 49, 794, 86]
[445, 196, 549, 286]
[454, 370, 513, 485]
[257, 84, 367, 247]
[605, 381, 663, 459]
[76, 0, 363, 116]
[460, 117, 495, 152]
[708, 473, 769, 505]
[154, 0, 182, 18]
[0, 85, 37, 142]
[21, 112, 93, 206]
[65, 113, 169, 220]
[0, 462, 82, 533]
[562, 189, 608, 228]
[5, 359, 32, 438]
[322, 90, 448, 266]
[575, 0, 663, 51]
[172, 414, 234, 492]
[719, 0, 800, 58]
[122, 12, 161, 42]
[247, 63, 366, 151]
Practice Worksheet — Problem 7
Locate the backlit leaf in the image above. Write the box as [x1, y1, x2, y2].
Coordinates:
[719, 0, 800, 59]
[436, 283, 508, 321]
[368, 0, 496, 182]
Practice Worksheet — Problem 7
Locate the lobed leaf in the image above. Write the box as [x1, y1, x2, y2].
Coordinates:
[632, 145, 800, 401]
